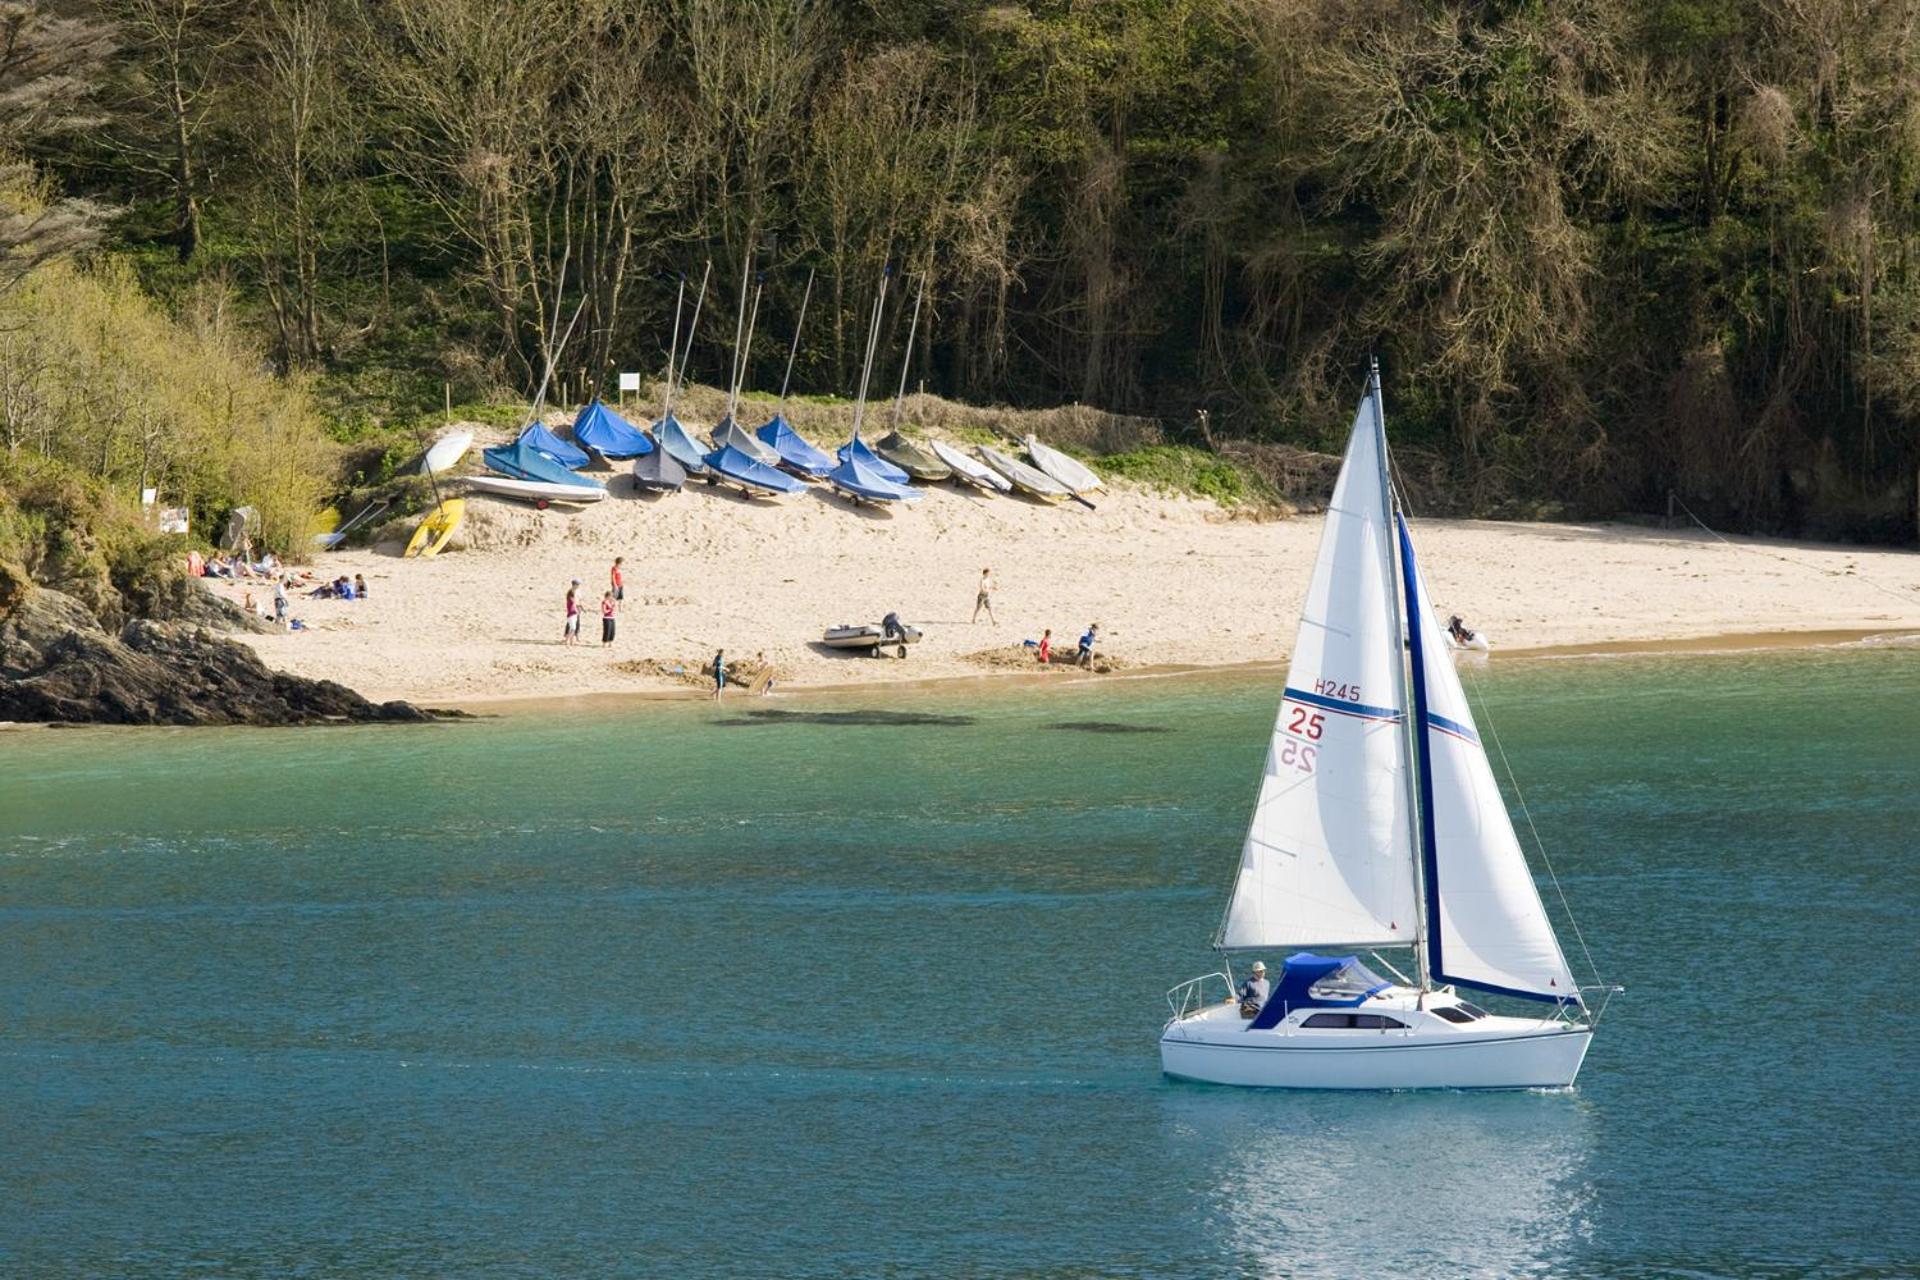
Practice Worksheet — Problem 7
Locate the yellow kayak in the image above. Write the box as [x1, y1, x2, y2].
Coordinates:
[404, 498, 465, 558]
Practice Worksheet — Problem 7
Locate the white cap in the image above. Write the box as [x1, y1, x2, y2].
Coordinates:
[1250, 961, 1266, 972]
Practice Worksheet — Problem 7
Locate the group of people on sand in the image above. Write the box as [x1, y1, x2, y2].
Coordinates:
[199, 550, 281, 581]
[973, 567, 1101, 668]
[562, 557, 628, 648]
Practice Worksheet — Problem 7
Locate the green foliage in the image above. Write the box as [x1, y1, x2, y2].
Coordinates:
[1098, 445, 1270, 507]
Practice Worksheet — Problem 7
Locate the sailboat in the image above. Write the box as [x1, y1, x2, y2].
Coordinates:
[1160, 361, 1604, 1091]
[826, 268, 920, 505]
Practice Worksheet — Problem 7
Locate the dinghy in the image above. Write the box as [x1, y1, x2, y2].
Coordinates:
[703, 444, 807, 499]
[710, 416, 782, 467]
[631, 436, 688, 493]
[420, 430, 473, 477]
[404, 498, 465, 557]
[655, 414, 712, 476]
[822, 621, 922, 657]
[874, 432, 951, 481]
[483, 433, 606, 488]
[1022, 434, 1102, 494]
[513, 421, 589, 470]
[463, 475, 608, 505]
[758, 415, 835, 478]
[929, 440, 1012, 493]
[827, 434, 924, 505]
[975, 445, 1070, 502]
[1159, 361, 1608, 1091]
[571, 399, 653, 460]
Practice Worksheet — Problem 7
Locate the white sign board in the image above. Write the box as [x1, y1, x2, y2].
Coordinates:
[617, 371, 642, 392]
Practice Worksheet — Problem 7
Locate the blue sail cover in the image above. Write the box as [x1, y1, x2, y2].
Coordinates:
[654, 414, 711, 474]
[515, 421, 588, 470]
[757, 415, 835, 476]
[828, 446, 921, 502]
[838, 433, 911, 485]
[572, 400, 653, 459]
[1247, 954, 1393, 1030]
[482, 434, 604, 488]
[704, 444, 807, 495]
[710, 416, 781, 466]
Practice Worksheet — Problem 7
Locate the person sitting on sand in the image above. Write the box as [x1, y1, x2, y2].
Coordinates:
[1238, 960, 1270, 1017]
[337, 576, 355, 601]
[1037, 629, 1052, 664]
[354, 574, 368, 600]
[1448, 614, 1476, 646]
[1078, 623, 1099, 668]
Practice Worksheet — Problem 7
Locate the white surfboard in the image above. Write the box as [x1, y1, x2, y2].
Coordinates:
[420, 430, 474, 477]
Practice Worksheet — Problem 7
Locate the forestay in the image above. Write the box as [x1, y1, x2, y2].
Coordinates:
[1216, 394, 1418, 950]
[1398, 515, 1579, 1002]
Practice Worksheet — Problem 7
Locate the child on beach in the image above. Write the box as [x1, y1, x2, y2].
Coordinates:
[611, 557, 625, 612]
[1037, 629, 1051, 664]
[600, 591, 616, 645]
[564, 580, 581, 646]
[354, 574, 368, 600]
[1078, 623, 1098, 668]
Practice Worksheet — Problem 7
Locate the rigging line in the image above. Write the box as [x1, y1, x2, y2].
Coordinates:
[1669, 492, 1919, 610]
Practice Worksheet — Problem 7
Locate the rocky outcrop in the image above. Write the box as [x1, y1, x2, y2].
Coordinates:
[0, 561, 448, 726]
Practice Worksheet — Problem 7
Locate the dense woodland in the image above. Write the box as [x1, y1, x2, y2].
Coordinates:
[4, 0, 1920, 540]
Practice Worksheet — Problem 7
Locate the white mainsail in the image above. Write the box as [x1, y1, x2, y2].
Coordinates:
[1217, 392, 1418, 950]
[1398, 515, 1579, 1002]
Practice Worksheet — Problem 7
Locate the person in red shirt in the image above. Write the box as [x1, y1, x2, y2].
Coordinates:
[611, 557, 626, 612]
[1036, 629, 1052, 664]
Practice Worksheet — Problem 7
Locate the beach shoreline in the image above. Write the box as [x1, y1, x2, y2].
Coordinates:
[205, 475, 1920, 712]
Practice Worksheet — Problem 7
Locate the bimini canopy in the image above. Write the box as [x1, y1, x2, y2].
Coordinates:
[516, 421, 588, 470]
[572, 399, 653, 459]
[482, 433, 603, 488]
[757, 415, 835, 477]
[1249, 954, 1390, 1030]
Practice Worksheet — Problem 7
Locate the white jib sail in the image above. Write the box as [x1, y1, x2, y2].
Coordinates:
[1400, 516, 1578, 1001]
[1218, 392, 1417, 950]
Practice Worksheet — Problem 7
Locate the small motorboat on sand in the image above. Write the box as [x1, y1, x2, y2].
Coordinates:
[823, 620, 923, 658]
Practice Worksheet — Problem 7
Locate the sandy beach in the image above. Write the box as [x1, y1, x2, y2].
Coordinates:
[210, 459, 1920, 708]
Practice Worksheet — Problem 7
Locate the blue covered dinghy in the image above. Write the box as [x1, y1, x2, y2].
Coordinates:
[509, 422, 588, 470]
[837, 433, 911, 485]
[757, 415, 835, 478]
[704, 444, 808, 498]
[710, 416, 781, 467]
[482, 433, 606, 488]
[571, 399, 653, 459]
[827, 441, 923, 504]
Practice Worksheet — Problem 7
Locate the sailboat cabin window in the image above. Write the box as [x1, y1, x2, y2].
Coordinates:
[1301, 1013, 1406, 1030]
[1432, 1003, 1490, 1024]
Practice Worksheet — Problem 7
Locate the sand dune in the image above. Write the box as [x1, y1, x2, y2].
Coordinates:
[212, 460, 1920, 706]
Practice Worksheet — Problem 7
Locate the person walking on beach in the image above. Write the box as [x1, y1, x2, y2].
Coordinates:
[972, 567, 996, 625]
[563, 580, 582, 646]
[272, 578, 288, 627]
[711, 649, 727, 701]
[600, 591, 617, 646]
[1078, 622, 1099, 668]
[1036, 628, 1051, 664]
[611, 557, 626, 612]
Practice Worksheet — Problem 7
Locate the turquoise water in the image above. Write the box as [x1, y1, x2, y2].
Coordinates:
[1, 650, 1915, 1277]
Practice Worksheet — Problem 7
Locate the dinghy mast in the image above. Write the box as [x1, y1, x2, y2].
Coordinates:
[777, 267, 815, 414]
[887, 272, 925, 432]
[850, 266, 891, 441]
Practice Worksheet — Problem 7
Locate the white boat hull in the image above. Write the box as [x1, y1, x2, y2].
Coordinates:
[420, 430, 474, 476]
[463, 475, 607, 503]
[1159, 997, 1589, 1090]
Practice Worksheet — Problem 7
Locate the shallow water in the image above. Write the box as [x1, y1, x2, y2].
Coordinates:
[1, 649, 1915, 1277]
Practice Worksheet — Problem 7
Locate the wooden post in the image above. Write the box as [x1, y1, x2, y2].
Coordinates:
[1667, 489, 1676, 529]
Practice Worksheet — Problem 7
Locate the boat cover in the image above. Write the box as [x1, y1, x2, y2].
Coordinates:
[483, 434, 605, 488]
[704, 444, 808, 494]
[876, 431, 951, 480]
[757, 415, 835, 476]
[838, 433, 911, 484]
[710, 416, 780, 466]
[1249, 954, 1392, 1030]
[655, 414, 711, 474]
[572, 399, 654, 458]
[513, 421, 589, 469]
[827, 445, 921, 502]
[631, 437, 688, 491]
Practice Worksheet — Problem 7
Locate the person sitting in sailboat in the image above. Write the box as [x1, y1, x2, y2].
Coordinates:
[1237, 961, 1269, 1018]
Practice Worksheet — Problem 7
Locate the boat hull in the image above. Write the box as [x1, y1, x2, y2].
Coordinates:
[1159, 1018, 1590, 1090]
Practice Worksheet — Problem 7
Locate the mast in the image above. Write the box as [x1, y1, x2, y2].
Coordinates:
[660, 274, 686, 421]
[724, 247, 754, 423]
[850, 266, 890, 440]
[1370, 355, 1431, 994]
[887, 273, 925, 431]
[777, 268, 815, 412]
